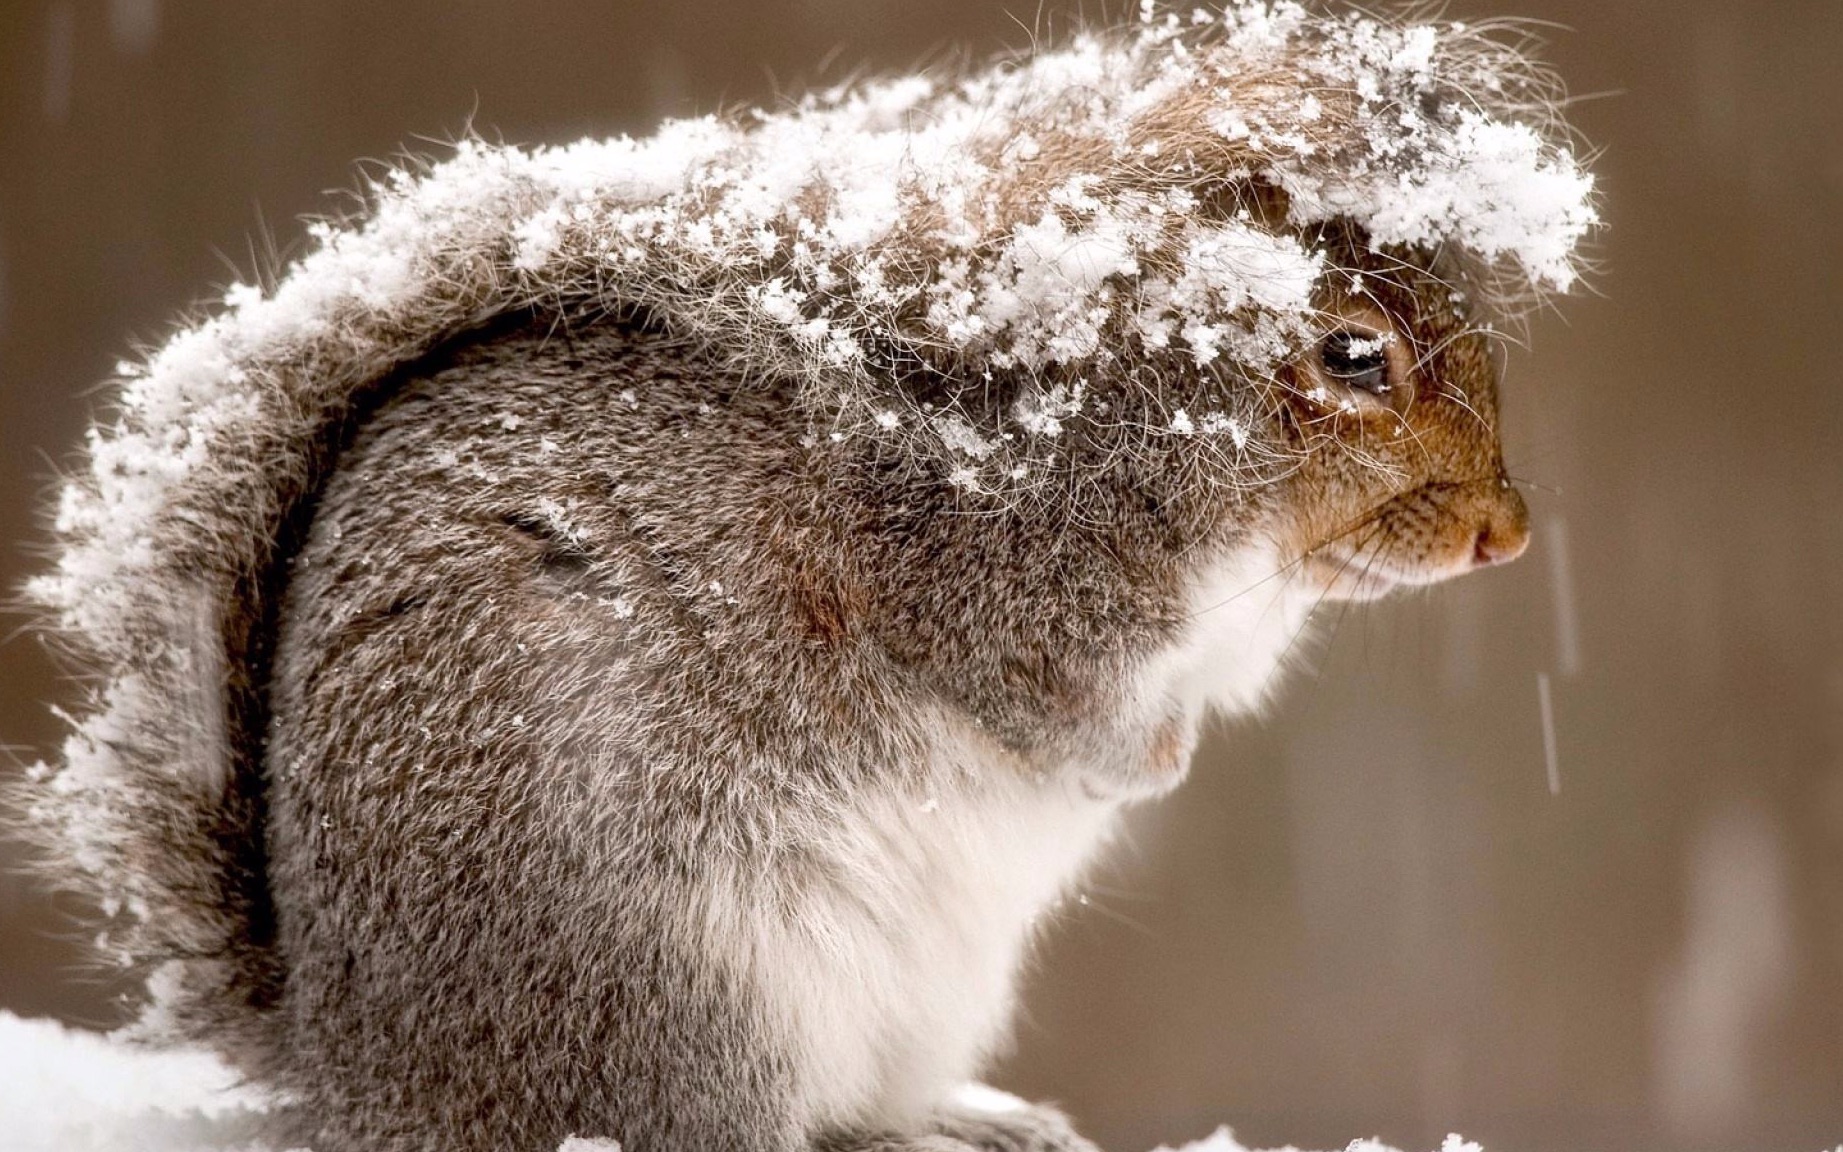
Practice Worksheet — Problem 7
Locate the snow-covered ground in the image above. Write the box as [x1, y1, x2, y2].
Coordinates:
[0, 1011, 1478, 1152]
[0, 1012, 271, 1151]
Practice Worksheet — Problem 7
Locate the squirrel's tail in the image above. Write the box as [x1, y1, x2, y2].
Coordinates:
[19, 143, 573, 1057]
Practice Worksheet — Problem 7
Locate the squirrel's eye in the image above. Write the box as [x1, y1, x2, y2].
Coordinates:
[1320, 331, 1393, 396]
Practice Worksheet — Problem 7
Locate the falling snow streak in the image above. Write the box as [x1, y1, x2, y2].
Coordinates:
[1545, 515, 1582, 676]
[1651, 803, 1794, 1138]
[43, 3, 75, 125]
[107, 0, 161, 56]
[0, 223, 9, 344]
[1537, 670, 1560, 795]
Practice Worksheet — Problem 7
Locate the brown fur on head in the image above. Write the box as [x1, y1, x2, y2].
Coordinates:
[920, 196, 1534, 606]
[1266, 225, 1530, 600]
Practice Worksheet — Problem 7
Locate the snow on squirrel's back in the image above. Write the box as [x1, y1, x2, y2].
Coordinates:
[21, 0, 1596, 1074]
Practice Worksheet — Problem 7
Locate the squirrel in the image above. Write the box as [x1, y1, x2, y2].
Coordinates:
[15, 4, 1596, 1151]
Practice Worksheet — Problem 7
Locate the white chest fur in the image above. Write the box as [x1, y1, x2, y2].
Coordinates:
[724, 542, 1313, 1136]
[1155, 539, 1319, 719]
[738, 747, 1120, 1133]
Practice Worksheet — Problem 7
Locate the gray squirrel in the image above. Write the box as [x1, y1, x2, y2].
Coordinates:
[17, 5, 1595, 1150]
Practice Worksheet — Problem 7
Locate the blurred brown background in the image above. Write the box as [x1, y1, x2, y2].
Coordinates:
[1, 1, 1839, 1150]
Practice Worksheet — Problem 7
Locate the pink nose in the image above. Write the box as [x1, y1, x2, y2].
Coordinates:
[1474, 527, 1528, 567]
[1473, 485, 1531, 567]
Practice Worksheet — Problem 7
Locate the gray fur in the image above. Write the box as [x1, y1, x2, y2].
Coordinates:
[259, 316, 1242, 1150]
[13, 8, 1595, 1149]
[247, 233, 1536, 1144]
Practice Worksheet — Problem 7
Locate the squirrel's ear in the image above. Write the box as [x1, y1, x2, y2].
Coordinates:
[1241, 179, 1294, 229]
[1185, 177, 1294, 233]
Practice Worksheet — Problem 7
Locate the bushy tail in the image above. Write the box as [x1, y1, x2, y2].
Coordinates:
[19, 144, 570, 1055]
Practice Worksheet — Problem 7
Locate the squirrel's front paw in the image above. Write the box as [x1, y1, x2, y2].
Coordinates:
[1071, 708, 1200, 801]
[818, 1137, 983, 1152]
[932, 1088, 1103, 1152]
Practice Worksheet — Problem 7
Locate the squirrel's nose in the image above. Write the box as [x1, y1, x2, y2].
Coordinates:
[1472, 482, 1531, 567]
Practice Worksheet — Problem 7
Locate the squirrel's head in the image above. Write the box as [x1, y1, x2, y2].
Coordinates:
[1262, 228, 1529, 601]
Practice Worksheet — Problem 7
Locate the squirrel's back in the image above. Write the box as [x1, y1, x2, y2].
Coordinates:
[263, 316, 1160, 1148]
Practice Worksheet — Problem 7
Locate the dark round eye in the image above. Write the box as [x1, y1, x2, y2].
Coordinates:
[1320, 331, 1393, 396]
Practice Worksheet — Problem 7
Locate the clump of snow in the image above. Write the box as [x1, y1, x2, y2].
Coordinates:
[0, 1013, 275, 1151]
[951, 1081, 1032, 1113]
[1154, 1131, 1483, 1152]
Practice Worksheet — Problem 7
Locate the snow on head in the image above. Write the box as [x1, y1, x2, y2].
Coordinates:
[37, 0, 1596, 619]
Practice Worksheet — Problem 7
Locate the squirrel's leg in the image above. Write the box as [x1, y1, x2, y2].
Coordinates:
[930, 1094, 1102, 1152]
[816, 1139, 973, 1152]
[816, 1097, 1100, 1152]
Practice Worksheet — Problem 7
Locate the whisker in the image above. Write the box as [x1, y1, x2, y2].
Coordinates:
[1304, 525, 1389, 683]
[1186, 494, 1401, 620]
[1276, 520, 1388, 674]
[1436, 381, 1496, 441]
[1506, 474, 1562, 496]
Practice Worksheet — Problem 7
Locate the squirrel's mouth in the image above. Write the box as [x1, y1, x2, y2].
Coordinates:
[1303, 545, 1476, 602]
[1296, 477, 1530, 601]
[1302, 550, 1402, 602]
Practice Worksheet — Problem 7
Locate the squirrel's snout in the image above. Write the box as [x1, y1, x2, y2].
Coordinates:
[1471, 483, 1531, 568]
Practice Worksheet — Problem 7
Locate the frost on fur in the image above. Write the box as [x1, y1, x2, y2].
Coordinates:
[22, 1, 1595, 1050]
